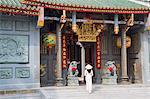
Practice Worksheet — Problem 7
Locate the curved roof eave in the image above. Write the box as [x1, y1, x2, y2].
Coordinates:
[21, 0, 150, 14]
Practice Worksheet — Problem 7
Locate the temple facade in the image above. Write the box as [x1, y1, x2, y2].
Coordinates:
[0, 0, 150, 89]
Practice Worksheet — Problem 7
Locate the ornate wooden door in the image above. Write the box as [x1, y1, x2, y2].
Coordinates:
[84, 43, 95, 66]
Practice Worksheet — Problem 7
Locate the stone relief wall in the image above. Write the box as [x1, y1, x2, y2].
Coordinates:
[0, 67, 30, 79]
[0, 20, 13, 30]
[0, 34, 29, 63]
[0, 16, 40, 89]
[15, 67, 30, 78]
[0, 68, 13, 79]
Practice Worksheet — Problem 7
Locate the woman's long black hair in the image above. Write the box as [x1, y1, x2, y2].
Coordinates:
[87, 69, 91, 73]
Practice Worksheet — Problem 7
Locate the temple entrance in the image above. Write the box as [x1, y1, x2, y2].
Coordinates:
[84, 43, 95, 66]
[84, 43, 96, 82]
[67, 39, 96, 82]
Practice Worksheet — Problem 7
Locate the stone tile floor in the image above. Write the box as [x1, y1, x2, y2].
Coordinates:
[0, 84, 150, 99]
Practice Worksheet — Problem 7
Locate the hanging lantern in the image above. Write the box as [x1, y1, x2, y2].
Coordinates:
[145, 13, 150, 30]
[43, 33, 56, 48]
[114, 14, 119, 34]
[72, 11, 77, 32]
[116, 36, 131, 48]
[37, 7, 44, 28]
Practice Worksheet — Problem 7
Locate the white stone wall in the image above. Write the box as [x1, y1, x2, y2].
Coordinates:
[141, 30, 150, 84]
[0, 15, 40, 90]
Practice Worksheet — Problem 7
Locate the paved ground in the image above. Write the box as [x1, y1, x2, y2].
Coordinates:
[41, 84, 150, 99]
[0, 84, 150, 99]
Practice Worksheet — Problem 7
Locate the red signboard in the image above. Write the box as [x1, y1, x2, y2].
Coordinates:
[62, 35, 67, 69]
[96, 35, 101, 69]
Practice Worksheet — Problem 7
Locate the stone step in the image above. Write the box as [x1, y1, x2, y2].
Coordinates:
[0, 85, 150, 99]
[40, 85, 150, 99]
[0, 89, 45, 99]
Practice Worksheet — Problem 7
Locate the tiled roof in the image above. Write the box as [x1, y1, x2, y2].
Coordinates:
[22, 0, 150, 14]
[0, 0, 39, 16]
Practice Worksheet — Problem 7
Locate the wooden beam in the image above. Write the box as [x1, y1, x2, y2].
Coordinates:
[44, 16, 144, 25]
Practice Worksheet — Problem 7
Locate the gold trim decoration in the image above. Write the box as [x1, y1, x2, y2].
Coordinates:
[77, 20, 103, 42]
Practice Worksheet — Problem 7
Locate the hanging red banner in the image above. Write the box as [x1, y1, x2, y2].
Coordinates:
[62, 35, 67, 69]
[96, 35, 101, 69]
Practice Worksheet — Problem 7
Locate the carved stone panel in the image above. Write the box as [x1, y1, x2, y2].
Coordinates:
[15, 67, 30, 78]
[0, 68, 13, 79]
[0, 20, 13, 30]
[15, 21, 30, 31]
[0, 34, 29, 63]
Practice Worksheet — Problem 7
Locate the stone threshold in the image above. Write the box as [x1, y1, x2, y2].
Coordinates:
[0, 89, 40, 95]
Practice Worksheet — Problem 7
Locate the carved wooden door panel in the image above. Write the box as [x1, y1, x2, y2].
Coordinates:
[40, 39, 56, 86]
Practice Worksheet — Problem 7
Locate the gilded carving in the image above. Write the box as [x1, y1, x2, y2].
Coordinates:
[77, 21, 103, 42]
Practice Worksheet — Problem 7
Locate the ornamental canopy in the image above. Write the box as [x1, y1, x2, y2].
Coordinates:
[0, 0, 39, 16]
[22, 0, 150, 14]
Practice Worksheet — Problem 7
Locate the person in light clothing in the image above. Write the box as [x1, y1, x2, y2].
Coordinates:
[84, 64, 93, 93]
